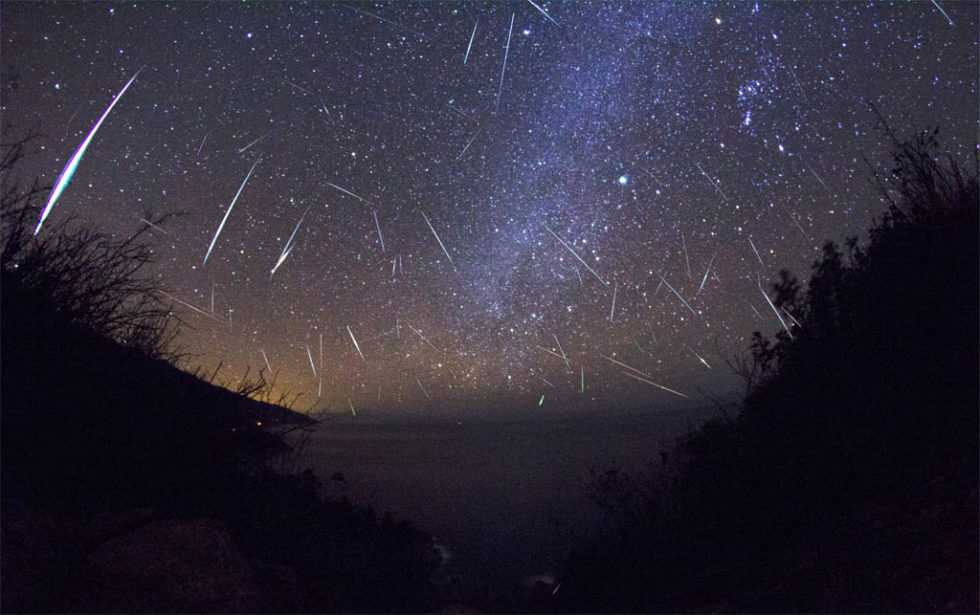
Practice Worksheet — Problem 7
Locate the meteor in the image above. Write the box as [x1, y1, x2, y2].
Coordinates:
[421, 210, 454, 264]
[495, 13, 515, 113]
[237, 131, 270, 154]
[621, 371, 689, 398]
[324, 181, 374, 205]
[36, 69, 142, 235]
[271, 204, 311, 276]
[526, 0, 559, 26]
[203, 158, 261, 265]
[544, 224, 608, 286]
[347, 325, 366, 362]
[373, 210, 386, 252]
[463, 21, 478, 65]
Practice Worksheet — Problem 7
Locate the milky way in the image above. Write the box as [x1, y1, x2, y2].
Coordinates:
[2, 2, 975, 414]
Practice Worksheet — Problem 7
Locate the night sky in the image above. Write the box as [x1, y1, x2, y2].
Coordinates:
[2, 1, 976, 415]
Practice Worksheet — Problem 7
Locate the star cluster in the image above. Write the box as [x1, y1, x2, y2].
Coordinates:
[2, 2, 976, 414]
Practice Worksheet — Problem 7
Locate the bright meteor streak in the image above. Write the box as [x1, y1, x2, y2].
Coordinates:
[347, 325, 366, 362]
[495, 13, 515, 113]
[204, 158, 261, 265]
[463, 21, 477, 65]
[421, 210, 454, 264]
[35, 69, 142, 236]
[324, 181, 374, 205]
[543, 224, 609, 286]
[526, 0, 559, 26]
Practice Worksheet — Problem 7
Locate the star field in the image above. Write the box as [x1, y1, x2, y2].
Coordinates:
[2, 1, 976, 414]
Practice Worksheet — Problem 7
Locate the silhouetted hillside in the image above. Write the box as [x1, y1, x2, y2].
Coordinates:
[1, 140, 437, 612]
[556, 129, 979, 613]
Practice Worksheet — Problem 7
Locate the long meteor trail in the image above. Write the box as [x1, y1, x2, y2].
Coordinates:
[324, 181, 374, 205]
[495, 13, 515, 113]
[421, 211, 454, 264]
[373, 210, 386, 252]
[526, 0, 559, 25]
[35, 69, 142, 235]
[621, 371, 689, 398]
[204, 158, 261, 265]
[544, 224, 609, 286]
[463, 21, 478, 65]
[237, 131, 270, 154]
[347, 325, 366, 362]
[271, 204, 311, 276]
[658, 273, 697, 316]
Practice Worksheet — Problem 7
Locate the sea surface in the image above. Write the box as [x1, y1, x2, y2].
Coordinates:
[302, 407, 721, 590]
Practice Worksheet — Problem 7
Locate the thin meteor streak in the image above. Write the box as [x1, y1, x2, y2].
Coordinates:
[133, 214, 170, 235]
[463, 21, 478, 65]
[421, 210, 454, 264]
[35, 68, 142, 235]
[158, 291, 220, 322]
[407, 324, 439, 351]
[526, 0, 559, 25]
[416, 378, 431, 400]
[580, 366, 585, 393]
[495, 13, 515, 113]
[536, 345, 566, 362]
[783, 307, 802, 328]
[788, 64, 808, 103]
[602, 354, 651, 378]
[694, 162, 729, 204]
[373, 210, 386, 252]
[788, 211, 808, 237]
[324, 181, 374, 205]
[210, 281, 215, 314]
[759, 273, 793, 337]
[347, 325, 366, 362]
[538, 376, 555, 388]
[237, 131, 270, 154]
[685, 344, 712, 369]
[748, 236, 765, 267]
[391, 255, 398, 278]
[271, 204, 311, 276]
[285, 79, 313, 95]
[698, 253, 716, 294]
[204, 158, 261, 265]
[349, 397, 357, 416]
[260, 349, 272, 373]
[319, 332, 323, 372]
[66, 102, 84, 130]
[657, 273, 697, 316]
[457, 129, 482, 159]
[682, 232, 691, 279]
[806, 162, 832, 196]
[196, 133, 208, 156]
[930, 0, 954, 26]
[347, 5, 424, 38]
[621, 371, 689, 399]
[319, 100, 332, 117]
[306, 345, 318, 378]
[553, 333, 571, 370]
[745, 299, 764, 320]
[543, 224, 609, 286]
[609, 280, 618, 321]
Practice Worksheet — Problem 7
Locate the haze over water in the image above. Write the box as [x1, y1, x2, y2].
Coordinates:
[305, 407, 722, 587]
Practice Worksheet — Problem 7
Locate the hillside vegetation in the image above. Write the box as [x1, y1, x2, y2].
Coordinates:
[0, 135, 437, 613]
[557, 129, 979, 613]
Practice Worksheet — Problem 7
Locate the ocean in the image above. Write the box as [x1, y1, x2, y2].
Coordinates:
[302, 407, 722, 590]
